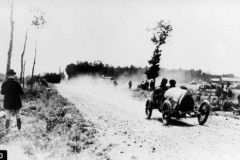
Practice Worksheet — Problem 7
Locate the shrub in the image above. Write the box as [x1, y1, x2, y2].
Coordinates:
[19, 84, 96, 156]
[44, 73, 61, 83]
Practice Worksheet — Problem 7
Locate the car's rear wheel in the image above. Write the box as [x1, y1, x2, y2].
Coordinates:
[162, 104, 171, 125]
[198, 103, 210, 125]
[145, 100, 152, 119]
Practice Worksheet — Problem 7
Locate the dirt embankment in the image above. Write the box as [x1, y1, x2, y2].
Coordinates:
[55, 77, 240, 160]
[0, 84, 97, 160]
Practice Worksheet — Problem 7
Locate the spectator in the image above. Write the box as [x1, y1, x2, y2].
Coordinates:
[145, 80, 149, 90]
[1, 69, 23, 132]
[215, 85, 222, 97]
[128, 81, 132, 90]
[226, 82, 231, 90]
[220, 82, 227, 99]
[114, 80, 118, 87]
[141, 81, 145, 89]
[150, 79, 155, 91]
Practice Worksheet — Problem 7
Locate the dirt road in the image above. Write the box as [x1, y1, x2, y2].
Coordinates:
[56, 79, 240, 160]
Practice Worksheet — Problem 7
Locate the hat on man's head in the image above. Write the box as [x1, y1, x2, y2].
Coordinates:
[7, 69, 16, 76]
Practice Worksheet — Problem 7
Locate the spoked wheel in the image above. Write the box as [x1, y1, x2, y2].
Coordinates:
[145, 100, 152, 119]
[162, 105, 171, 125]
[198, 103, 210, 125]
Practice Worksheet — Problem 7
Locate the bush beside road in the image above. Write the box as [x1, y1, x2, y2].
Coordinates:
[0, 84, 97, 160]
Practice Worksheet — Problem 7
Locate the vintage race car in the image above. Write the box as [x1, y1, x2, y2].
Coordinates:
[145, 87, 210, 125]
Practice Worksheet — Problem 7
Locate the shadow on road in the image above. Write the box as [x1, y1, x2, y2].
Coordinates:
[148, 117, 196, 127]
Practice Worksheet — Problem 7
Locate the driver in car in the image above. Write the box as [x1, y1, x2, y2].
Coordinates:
[169, 79, 176, 88]
[152, 78, 168, 104]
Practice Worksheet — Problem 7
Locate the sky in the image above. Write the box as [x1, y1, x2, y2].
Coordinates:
[0, 0, 240, 77]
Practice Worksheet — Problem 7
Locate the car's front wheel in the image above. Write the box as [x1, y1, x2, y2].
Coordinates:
[162, 104, 171, 125]
[198, 103, 210, 125]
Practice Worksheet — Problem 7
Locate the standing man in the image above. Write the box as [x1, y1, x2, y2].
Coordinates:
[1, 69, 23, 131]
[150, 79, 155, 91]
[145, 80, 149, 90]
[128, 81, 132, 90]
[113, 80, 118, 88]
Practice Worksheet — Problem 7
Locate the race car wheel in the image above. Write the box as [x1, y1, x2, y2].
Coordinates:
[145, 100, 152, 119]
[198, 103, 210, 125]
[162, 104, 171, 125]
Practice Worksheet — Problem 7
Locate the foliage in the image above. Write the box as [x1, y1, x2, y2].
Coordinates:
[145, 20, 173, 88]
[30, 6, 47, 89]
[65, 60, 139, 79]
[30, 6, 47, 29]
[43, 73, 62, 83]
[145, 48, 161, 80]
[25, 72, 62, 85]
[64, 60, 224, 83]
[0, 84, 96, 159]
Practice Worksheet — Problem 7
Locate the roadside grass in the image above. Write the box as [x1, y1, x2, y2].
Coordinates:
[0, 84, 97, 159]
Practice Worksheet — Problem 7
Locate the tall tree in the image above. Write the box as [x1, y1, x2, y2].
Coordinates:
[22, 60, 26, 89]
[20, 30, 28, 85]
[31, 39, 37, 89]
[30, 6, 47, 88]
[5, 0, 15, 79]
[145, 20, 173, 89]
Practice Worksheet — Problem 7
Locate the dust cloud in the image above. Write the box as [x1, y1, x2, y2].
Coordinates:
[59, 75, 144, 117]
[156, 70, 187, 86]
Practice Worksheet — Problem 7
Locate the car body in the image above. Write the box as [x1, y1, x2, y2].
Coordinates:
[189, 81, 197, 85]
[145, 87, 210, 125]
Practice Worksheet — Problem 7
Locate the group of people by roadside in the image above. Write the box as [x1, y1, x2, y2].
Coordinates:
[139, 79, 155, 91]
[215, 82, 233, 99]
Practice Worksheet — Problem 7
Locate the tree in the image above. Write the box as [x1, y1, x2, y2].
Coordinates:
[22, 60, 26, 89]
[31, 7, 47, 29]
[5, 0, 15, 79]
[65, 63, 76, 79]
[30, 6, 47, 88]
[31, 39, 37, 89]
[145, 20, 173, 89]
[20, 30, 28, 86]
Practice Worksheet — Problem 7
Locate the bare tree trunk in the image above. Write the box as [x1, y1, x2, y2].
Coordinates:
[31, 39, 37, 90]
[6, 0, 15, 79]
[153, 78, 156, 90]
[20, 30, 28, 85]
[23, 60, 26, 89]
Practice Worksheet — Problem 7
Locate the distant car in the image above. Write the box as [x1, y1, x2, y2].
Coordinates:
[102, 75, 115, 80]
[189, 81, 197, 85]
[199, 82, 213, 90]
[145, 87, 210, 125]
